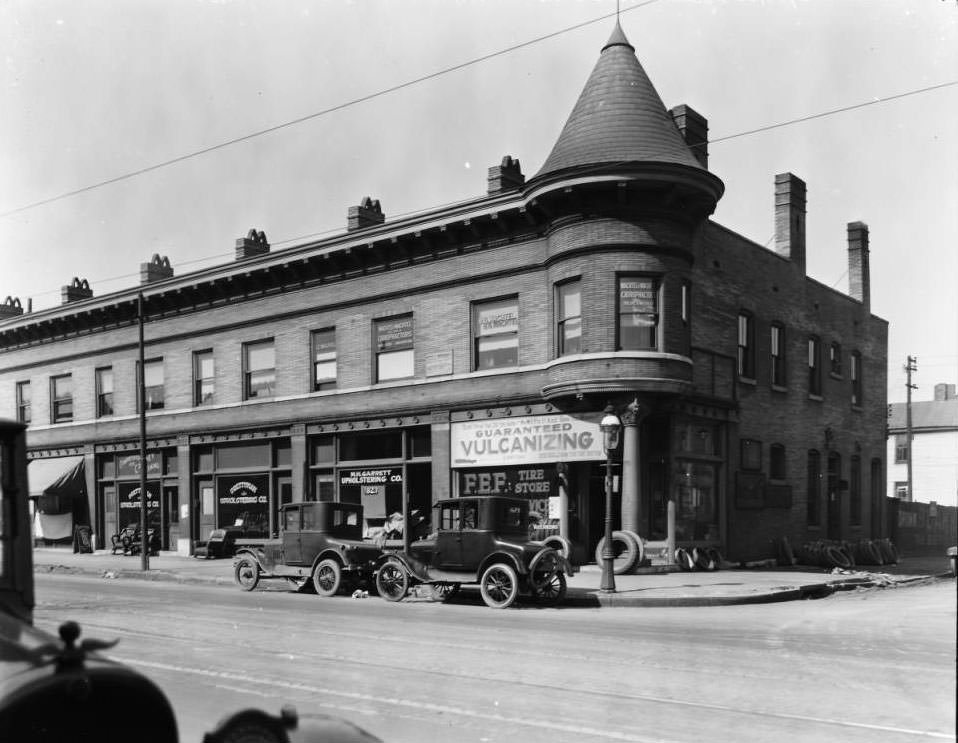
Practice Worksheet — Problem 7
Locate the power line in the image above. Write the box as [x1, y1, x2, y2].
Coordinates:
[2, 2, 954, 220]
[0, 1, 660, 220]
[709, 81, 958, 144]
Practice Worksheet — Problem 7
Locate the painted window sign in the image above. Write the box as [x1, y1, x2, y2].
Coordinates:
[450, 414, 605, 467]
[117, 482, 159, 528]
[458, 466, 557, 497]
[338, 468, 403, 486]
[217, 474, 269, 534]
[619, 277, 656, 316]
[475, 303, 518, 335]
[117, 453, 162, 477]
[375, 316, 413, 351]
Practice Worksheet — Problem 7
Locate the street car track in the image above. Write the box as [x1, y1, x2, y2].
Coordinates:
[34, 575, 955, 742]
[114, 654, 956, 742]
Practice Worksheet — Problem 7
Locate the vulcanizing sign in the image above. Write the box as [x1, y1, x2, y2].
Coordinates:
[450, 413, 605, 467]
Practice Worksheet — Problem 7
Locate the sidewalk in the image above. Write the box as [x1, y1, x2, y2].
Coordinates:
[31, 547, 954, 608]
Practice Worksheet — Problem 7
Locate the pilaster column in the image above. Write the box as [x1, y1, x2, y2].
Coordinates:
[430, 410, 451, 504]
[290, 424, 307, 503]
[176, 434, 191, 556]
[620, 398, 642, 534]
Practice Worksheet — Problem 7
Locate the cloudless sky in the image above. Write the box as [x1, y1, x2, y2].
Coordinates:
[1, 0, 956, 404]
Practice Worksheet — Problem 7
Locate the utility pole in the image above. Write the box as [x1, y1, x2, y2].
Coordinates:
[905, 355, 918, 503]
[138, 292, 150, 571]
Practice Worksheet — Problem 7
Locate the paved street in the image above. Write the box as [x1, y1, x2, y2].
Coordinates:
[33, 572, 956, 743]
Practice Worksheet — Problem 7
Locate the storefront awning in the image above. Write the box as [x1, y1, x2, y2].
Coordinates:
[28, 456, 85, 497]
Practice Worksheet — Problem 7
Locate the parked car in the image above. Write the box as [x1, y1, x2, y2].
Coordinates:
[232, 501, 383, 596]
[374, 496, 576, 609]
[0, 418, 381, 743]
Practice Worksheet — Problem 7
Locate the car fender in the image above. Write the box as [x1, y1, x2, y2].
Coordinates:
[374, 552, 431, 583]
[233, 547, 267, 573]
[528, 547, 576, 579]
[477, 551, 523, 581]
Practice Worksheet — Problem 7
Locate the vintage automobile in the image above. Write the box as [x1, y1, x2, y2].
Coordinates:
[374, 496, 576, 609]
[0, 419, 381, 743]
[232, 501, 383, 596]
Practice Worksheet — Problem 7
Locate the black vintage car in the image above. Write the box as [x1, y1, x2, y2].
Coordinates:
[374, 496, 576, 609]
[0, 419, 381, 743]
[232, 501, 383, 596]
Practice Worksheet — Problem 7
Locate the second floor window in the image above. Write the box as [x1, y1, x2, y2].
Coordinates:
[894, 434, 908, 463]
[194, 350, 215, 406]
[138, 359, 165, 411]
[808, 336, 822, 396]
[51, 374, 73, 423]
[16, 381, 31, 425]
[770, 323, 786, 387]
[556, 280, 582, 356]
[311, 328, 337, 390]
[850, 455, 862, 526]
[374, 315, 414, 382]
[737, 312, 755, 379]
[96, 367, 114, 417]
[851, 351, 863, 406]
[829, 342, 842, 376]
[244, 340, 275, 399]
[618, 276, 658, 351]
[473, 297, 518, 370]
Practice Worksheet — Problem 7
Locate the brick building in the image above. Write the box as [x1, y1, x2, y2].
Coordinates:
[0, 23, 888, 563]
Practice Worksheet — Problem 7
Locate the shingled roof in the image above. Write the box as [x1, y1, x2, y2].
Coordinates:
[534, 22, 705, 180]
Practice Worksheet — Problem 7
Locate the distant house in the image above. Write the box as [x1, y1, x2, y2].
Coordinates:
[887, 383, 958, 507]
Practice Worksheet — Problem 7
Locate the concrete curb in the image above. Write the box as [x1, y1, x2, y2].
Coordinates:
[35, 559, 952, 608]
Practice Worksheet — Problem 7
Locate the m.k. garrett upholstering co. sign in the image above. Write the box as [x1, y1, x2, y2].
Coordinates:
[450, 413, 605, 467]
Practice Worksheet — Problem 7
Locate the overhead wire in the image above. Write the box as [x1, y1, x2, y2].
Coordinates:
[4, 2, 956, 298]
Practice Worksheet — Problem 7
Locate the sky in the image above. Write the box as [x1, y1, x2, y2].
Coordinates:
[1, 0, 956, 405]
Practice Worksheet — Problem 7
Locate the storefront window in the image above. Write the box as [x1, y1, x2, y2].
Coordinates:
[407, 427, 431, 459]
[675, 422, 719, 456]
[674, 461, 718, 541]
[217, 442, 270, 470]
[339, 431, 402, 461]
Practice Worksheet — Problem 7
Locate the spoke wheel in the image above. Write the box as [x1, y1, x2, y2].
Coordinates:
[313, 558, 343, 597]
[234, 557, 260, 592]
[531, 571, 567, 606]
[431, 583, 461, 602]
[479, 563, 519, 609]
[376, 559, 409, 602]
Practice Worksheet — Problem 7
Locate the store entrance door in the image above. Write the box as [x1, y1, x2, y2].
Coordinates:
[196, 480, 215, 543]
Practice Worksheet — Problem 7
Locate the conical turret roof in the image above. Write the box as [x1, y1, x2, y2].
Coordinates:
[534, 23, 705, 180]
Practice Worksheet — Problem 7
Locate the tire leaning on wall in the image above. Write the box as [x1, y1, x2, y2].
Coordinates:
[594, 530, 642, 575]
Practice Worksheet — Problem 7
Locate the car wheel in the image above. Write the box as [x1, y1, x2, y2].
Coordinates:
[531, 571, 567, 606]
[431, 583, 461, 602]
[480, 563, 519, 609]
[376, 559, 409, 602]
[234, 556, 260, 591]
[313, 558, 343, 597]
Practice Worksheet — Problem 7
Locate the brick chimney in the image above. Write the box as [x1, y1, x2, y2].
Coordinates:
[235, 229, 270, 260]
[0, 296, 23, 319]
[140, 254, 174, 284]
[669, 105, 709, 169]
[774, 173, 806, 274]
[347, 197, 384, 231]
[61, 277, 93, 304]
[487, 156, 525, 194]
[847, 221, 870, 313]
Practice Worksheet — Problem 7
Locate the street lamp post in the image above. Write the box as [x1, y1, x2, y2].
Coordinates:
[599, 404, 621, 593]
